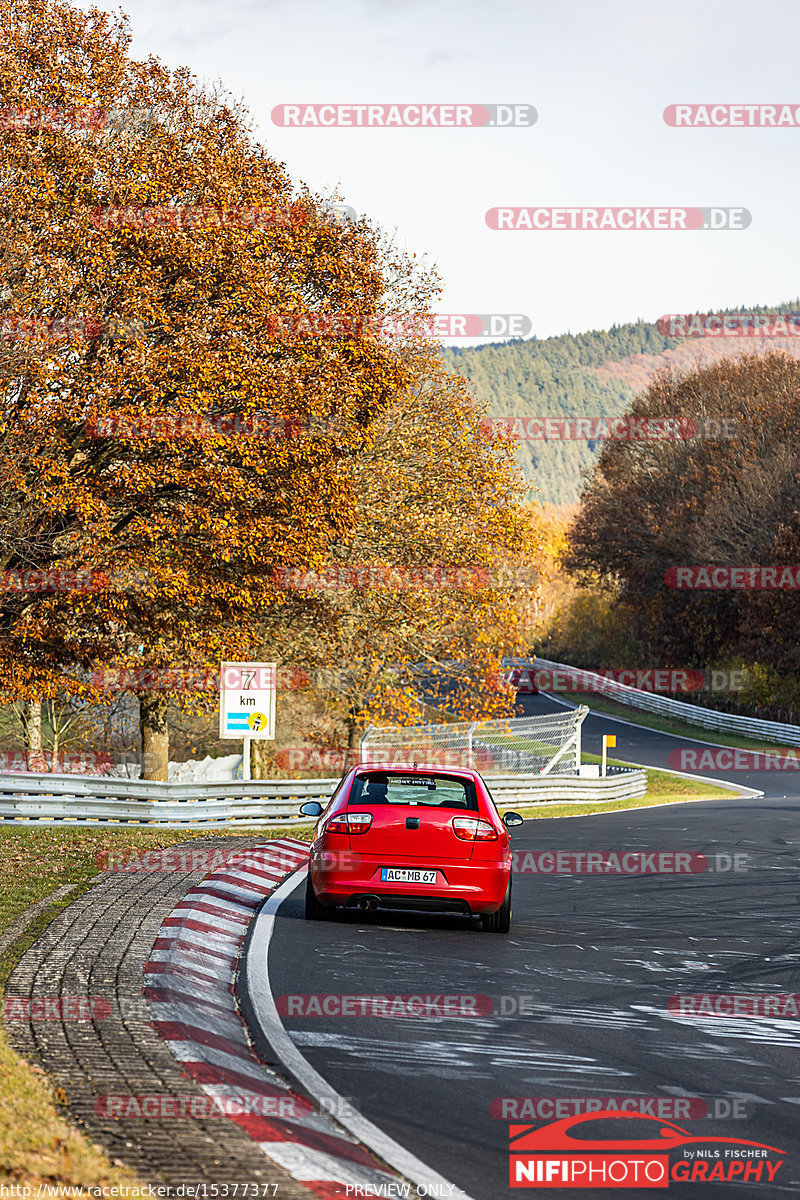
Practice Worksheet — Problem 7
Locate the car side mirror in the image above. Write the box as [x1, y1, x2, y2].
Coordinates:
[299, 801, 323, 817]
[502, 811, 524, 828]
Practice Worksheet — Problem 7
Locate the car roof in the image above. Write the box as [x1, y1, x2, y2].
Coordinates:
[350, 762, 483, 781]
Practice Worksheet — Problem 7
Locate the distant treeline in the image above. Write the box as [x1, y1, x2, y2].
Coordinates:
[442, 305, 800, 503]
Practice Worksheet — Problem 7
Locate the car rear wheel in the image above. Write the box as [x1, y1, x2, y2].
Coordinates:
[483, 879, 511, 933]
[304, 870, 329, 920]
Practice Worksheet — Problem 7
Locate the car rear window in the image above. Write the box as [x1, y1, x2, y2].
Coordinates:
[348, 772, 479, 811]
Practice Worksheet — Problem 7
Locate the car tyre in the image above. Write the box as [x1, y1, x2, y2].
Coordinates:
[304, 870, 329, 920]
[484, 879, 511, 933]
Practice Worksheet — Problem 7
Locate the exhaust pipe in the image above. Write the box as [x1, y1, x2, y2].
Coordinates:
[357, 896, 380, 912]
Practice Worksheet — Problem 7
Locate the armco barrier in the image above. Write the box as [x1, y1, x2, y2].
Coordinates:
[0, 774, 338, 827]
[485, 770, 646, 806]
[0, 765, 646, 825]
[516, 657, 800, 748]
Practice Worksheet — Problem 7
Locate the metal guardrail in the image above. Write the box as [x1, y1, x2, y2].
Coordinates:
[0, 774, 336, 803]
[486, 770, 647, 806]
[0, 766, 646, 825]
[0, 774, 338, 828]
[522, 657, 800, 747]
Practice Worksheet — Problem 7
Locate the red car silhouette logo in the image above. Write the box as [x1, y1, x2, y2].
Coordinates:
[510, 1110, 785, 1154]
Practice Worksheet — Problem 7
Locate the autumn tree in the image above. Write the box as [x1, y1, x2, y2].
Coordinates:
[254, 347, 544, 763]
[0, 0, 431, 776]
[562, 351, 800, 680]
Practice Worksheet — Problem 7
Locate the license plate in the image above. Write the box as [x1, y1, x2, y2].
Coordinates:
[380, 868, 437, 884]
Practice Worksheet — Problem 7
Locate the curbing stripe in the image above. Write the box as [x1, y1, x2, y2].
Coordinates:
[170, 902, 252, 928]
[146, 839, 403, 1197]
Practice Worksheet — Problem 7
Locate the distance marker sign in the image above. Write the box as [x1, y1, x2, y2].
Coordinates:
[219, 662, 276, 740]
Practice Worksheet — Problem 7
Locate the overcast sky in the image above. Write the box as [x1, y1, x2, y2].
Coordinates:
[83, 0, 800, 341]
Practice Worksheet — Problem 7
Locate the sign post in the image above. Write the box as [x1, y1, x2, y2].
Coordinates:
[601, 733, 616, 778]
[219, 662, 277, 780]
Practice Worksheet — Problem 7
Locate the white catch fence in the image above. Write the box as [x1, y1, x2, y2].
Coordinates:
[359, 706, 589, 776]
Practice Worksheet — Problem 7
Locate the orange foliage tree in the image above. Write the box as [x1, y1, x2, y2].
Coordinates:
[563, 352, 800, 680]
[0, 0, 432, 776]
[263, 351, 544, 751]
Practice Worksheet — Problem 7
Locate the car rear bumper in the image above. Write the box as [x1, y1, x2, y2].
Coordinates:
[310, 854, 510, 914]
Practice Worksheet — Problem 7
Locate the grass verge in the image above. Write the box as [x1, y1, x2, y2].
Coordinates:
[0, 823, 312, 1191]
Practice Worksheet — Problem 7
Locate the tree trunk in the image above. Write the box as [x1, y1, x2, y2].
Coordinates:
[250, 738, 269, 780]
[140, 694, 169, 782]
[22, 700, 44, 771]
[346, 707, 362, 751]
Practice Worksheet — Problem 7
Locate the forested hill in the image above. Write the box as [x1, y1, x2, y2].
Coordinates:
[442, 310, 800, 503]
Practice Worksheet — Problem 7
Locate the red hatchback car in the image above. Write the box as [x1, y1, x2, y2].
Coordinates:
[299, 764, 524, 932]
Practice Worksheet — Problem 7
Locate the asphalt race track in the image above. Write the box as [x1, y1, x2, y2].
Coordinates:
[263, 694, 800, 1198]
[523, 691, 800, 801]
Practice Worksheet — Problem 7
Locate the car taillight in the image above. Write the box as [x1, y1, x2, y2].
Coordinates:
[347, 812, 372, 833]
[325, 812, 372, 834]
[452, 817, 498, 841]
